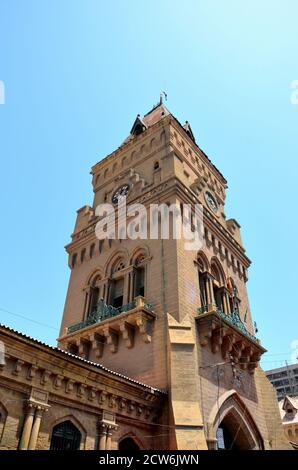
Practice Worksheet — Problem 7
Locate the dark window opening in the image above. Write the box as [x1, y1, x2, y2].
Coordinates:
[68, 343, 78, 355]
[89, 244, 95, 259]
[88, 287, 99, 315]
[111, 278, 124, 308]
[217, 423, 240, 450]
[80, 249, 86, 263]
[199, 271, 207, 309]
[118, 437, 140, 451]
[71, 253, 77, 268]
[134, 124, 143, 136]
[135, 268, 145, 297]
[50, 421, 81, 451]
[213, 285, 222, 311]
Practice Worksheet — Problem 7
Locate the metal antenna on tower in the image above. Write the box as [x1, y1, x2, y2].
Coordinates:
[160, 91, 168, 104]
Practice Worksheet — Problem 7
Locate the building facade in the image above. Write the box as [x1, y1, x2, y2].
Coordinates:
[0, 100, 290, 450]
[266, 364, 298, 400]
[278, 396, 298, 449]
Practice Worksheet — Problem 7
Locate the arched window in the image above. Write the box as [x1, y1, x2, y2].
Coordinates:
[118, 437, 140, 451]
[89, 243, 95, 259]
[211, 263, 222, 310]
[109, 258, 126, 308]
[111, 278, 124, 308]
[154, 161, 159, 170]
[87, 274, 101, 317]
[132, 253, 147, 299]
[50, 420, 81, 450]
[227, 277, 237, 313]
[80, 249, 86, 263]
[135, 262, 145, 297]
[71, 253, 77, 268]
[196, 253, 210, 310]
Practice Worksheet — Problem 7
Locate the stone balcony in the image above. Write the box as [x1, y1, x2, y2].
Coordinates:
[196, 305, 266, 373]
[58, 296, 156, 359]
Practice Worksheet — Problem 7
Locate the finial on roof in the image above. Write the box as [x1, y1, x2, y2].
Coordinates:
[160, 91, 168, 104]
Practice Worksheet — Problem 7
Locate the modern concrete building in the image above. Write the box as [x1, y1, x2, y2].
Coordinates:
[266, 363, 298, 400]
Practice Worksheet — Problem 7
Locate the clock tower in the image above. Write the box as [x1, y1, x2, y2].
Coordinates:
[58, 98, 289, 450]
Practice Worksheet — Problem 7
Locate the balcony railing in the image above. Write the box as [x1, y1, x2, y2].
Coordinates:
[68, 298, 153, 334]
[197, 305, 258, 344]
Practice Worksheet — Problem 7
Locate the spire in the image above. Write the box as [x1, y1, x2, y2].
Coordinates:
[160, 91, 168, 104]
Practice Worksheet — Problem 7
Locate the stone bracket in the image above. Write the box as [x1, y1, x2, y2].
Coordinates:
[103, 327, 119, 353]
[119, 321, 135, 348]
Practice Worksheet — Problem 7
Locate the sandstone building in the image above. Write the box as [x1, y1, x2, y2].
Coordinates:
[0, 99, 290, 450]
[278, 395, 298, 449]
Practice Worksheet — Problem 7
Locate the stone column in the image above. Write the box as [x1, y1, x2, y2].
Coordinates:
[19, 403, 35, 450]
[224, 291, 231, 314]
[123, 272, 130, 305]
[218, 287, 230, 314]
[106, 424, 118, 450]
[98, 414, 118, 450]
[28, 406, 44, 450]
[105, 427, 113, 450]
[102, 278, 110, 303]
[99, 423, 107, 450]
[129, 270, 135, 303]
[206, 275, 215, 309]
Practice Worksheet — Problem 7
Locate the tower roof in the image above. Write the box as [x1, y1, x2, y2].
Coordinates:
[92, 97, 226, 184]
[121, 98, 226, 183]
[123, 99, 170, 144]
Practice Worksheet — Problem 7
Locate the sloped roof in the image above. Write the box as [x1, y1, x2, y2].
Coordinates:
[283, 396, 298, 411]
[123, 101, 170, 145]
[279, 396, 298, 424]
[0, 323, 166, 394]
[121, 100, 226, 183]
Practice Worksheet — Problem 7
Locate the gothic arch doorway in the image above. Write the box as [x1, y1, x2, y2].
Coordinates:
[216, 411, 255, 450]
[118, 437, 140, 451]
[207, 390, 264, 450]
[50, 420, 82, 450]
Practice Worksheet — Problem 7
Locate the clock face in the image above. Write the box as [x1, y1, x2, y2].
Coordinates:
[112, 184, 130, 204]
[205, 191, 218, 213]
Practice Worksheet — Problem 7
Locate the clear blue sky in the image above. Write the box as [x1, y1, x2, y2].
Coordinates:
[0, 1, 297, 370]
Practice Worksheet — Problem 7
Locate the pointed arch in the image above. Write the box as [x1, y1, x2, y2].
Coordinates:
[104, 249, 129, 277]
[118, 431, 144, 450]
[210, 257, 225, 285]
[50, 420, 82, 451]
[50, 415, 86, 444]
[130, 245, 151, 266]
[207, 390, 264, 450]
[196, 251, 210, 272]
[86, 269, 102, 286]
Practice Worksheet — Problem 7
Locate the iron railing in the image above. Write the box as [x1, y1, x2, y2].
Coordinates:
[197, 305, 258, 343]
[68, 299, 152, 334]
